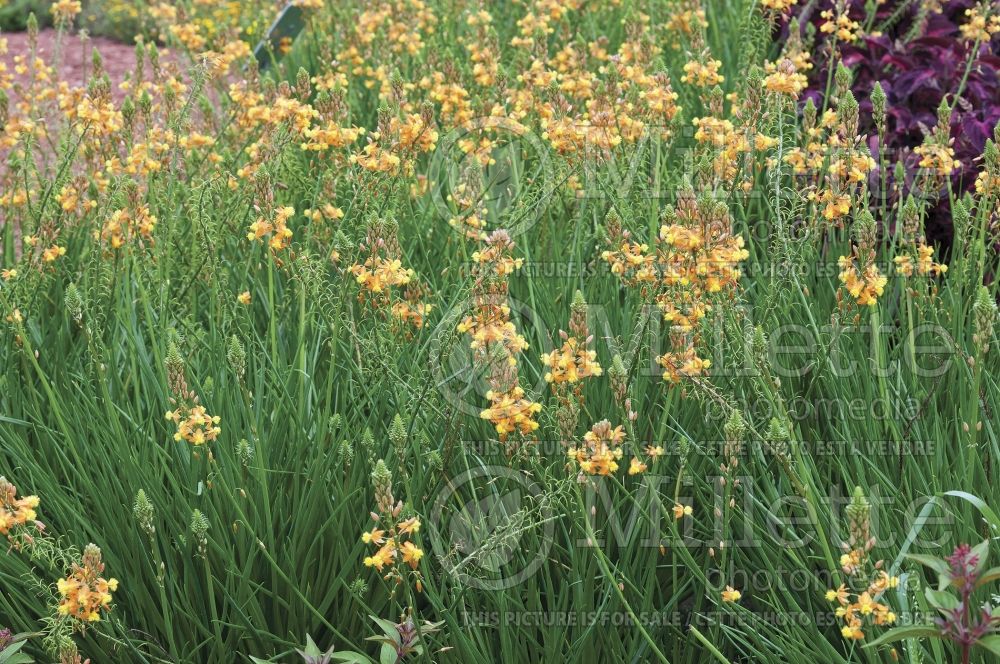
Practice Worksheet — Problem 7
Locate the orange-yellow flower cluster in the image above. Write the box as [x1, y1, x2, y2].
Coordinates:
[763, 59, 808, 98]
[826, 571, 899, 640]
[894, 243, 947, 278]
[603, 192, 748, 388]
[820, 8, 862, 43]
[362, 460, 425, 593]
[99, 206, 157, 250]
[541, 336, 602, 384]
[350, 256, 414, 294]
[0, 477, 39, 538]
[248, 206, 295, 252]
[959, 5, 1000, 43]
[761, 0, 798, 12]
[681, 58, 724, 88]
[914, 142, 962, 178]
[165, 405, 222, 446]
[837, 255, 887, 307]
[480, 386, 544, 438]
[657, 346, 712, 384]
[57, 544, 119, 623]
[567, 420, 626, 476]
[459, 231, 542, 441]
[362, 516, 424, 572]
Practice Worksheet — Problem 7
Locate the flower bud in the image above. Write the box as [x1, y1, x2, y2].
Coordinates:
[227, 335, 246, 380]
[372, 459, 395, 515]
[871, 81, 886, 131]
[190, 509, 210, 557]
[134, 489, 155, 537]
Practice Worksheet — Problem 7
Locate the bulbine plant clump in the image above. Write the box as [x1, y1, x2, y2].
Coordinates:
[0, 0, 999, 662]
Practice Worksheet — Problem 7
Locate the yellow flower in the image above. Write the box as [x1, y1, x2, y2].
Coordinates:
[838, 257, 887, 307]
[819, 9, 862, 42]
[401, 541, 424, 569]
[398, 517, 421, 536]
[51, 0, 82, 22]
[841, 625, 864, 640]
[959, 6, 1000, 42]
[761, 0, 797, 12]
[826, 584, 849, 604]
[672, 503, 693, 520]
[657, 346, 711, 384]
[361, 527, 385, 544]
[914, 143, 961, 177]
[721, 586, 742, 603]
[42, 245, 67, 263]
[350, 257, 414, 294]
[237, 291, 251, 305]
[363, 543, 396, 571]
[857, 592, 875, 615]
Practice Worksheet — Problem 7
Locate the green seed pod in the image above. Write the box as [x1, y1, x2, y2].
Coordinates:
[608, 353, 628, 402]
[984, 139, 998, 175]
[389, 413, 407, 450]
[360, 427, 375, 464]
[751, 325, 768, 363]
[0, 89, 9, 126]
[340, 440, 355, 468]
[801, 97, 817, 138]
[951, 198, 969, 251]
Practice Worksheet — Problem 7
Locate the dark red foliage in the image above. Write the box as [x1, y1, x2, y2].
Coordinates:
[784, 1, 1000, 248]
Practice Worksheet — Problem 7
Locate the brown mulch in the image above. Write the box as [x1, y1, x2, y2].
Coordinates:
[2, 28, 164, 94]
[0, 29, 163, 246]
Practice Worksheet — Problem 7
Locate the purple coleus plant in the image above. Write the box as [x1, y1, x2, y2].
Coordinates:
[784, 0, 1000, 249]
[867, 541, 1000, 663]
